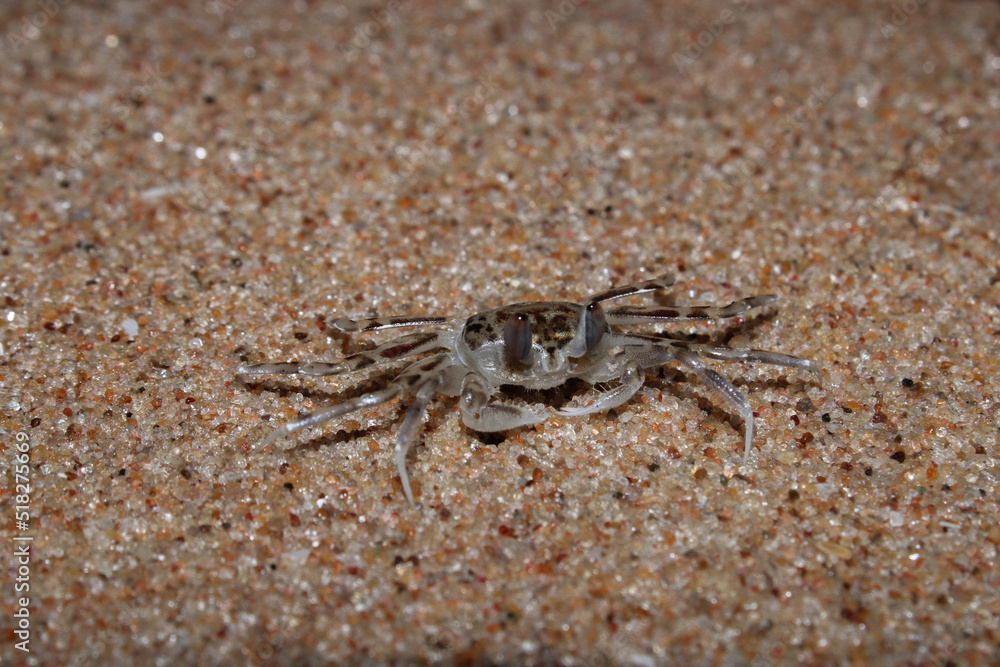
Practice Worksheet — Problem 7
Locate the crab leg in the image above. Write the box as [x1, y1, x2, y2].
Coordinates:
[237, 331, 447, 377]
[606, 294, 779, 326]
[612, 333, 816, 373]
[253, 384, 404, 452]
[236, 361, 346, 377]
[585, 273, 676, 304]
[395, 374, 445, 504]
[333, 315, 450, 333]
[557, 361, 644, 416]
[250, 352, 451, 456]
[680, 344, 817, 373]
[388, 353, 457, 503]
[610, 333, 813, 457]
[670, 347, 758, 458]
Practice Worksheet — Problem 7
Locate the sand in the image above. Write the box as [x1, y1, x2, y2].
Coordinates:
[2, 0, 998, 664]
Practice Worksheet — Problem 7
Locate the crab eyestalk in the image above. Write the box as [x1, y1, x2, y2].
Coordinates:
[503, 312, 533, 366]
[566, 301, 609, 358]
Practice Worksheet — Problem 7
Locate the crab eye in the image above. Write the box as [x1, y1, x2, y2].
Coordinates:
[584, 302, 608, 351]
[503, 313, 533, 365]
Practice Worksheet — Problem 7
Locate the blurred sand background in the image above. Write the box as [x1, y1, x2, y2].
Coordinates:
[2, 0, 999, 664]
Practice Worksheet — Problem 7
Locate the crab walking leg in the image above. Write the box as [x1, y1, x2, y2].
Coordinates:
[606, 294, 779, 326]
[557, 361, 645, 416]
[682, 344, 818, 373]
[458, 373, 548, 432]
[254, 384, 404, 451]
[670, 347, 757, 458]
[333, 315, 450, 333]
[394, 374, 445, 504]
[237, 361, 348, 377]
[329, 330, 448, 372]
[585, 273, 676, 305]
[253, 352, 451, 452]
[611, 333, 814, 456]
[237, 331, 447, 377]
[614, 333, 816, 371]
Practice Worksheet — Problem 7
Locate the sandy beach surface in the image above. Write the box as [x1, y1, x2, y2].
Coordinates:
[2, 1, 998, 664]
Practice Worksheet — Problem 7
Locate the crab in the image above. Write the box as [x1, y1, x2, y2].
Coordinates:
[238, 273, 816, 503]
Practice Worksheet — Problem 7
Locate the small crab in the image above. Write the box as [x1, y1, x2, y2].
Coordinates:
[238, 273, 816, 503]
